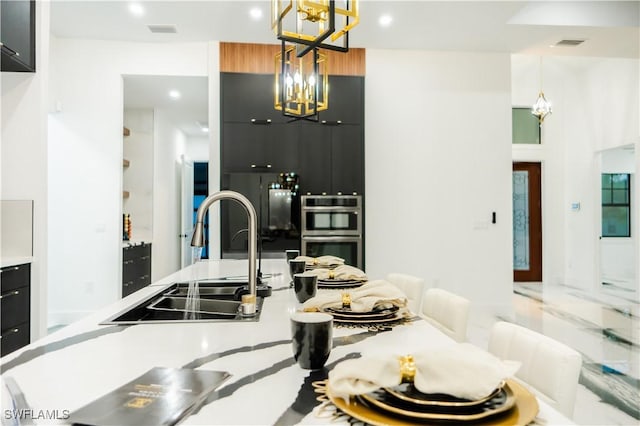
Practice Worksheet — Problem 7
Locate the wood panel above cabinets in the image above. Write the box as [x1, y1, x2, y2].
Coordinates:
[220, 42, 365, 76]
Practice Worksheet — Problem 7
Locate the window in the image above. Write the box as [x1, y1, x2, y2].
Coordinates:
[602, 173, 631, 237]
[512, 107, 541, 144]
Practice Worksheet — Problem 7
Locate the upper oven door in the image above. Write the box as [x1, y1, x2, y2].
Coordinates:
[301, 208, 361, 235]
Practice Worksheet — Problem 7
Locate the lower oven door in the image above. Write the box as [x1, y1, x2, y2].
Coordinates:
[301, 236, 362, 269]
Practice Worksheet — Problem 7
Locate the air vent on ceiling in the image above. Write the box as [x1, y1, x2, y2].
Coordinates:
[555, 39, 586, 47]
[147, 24, 177, 34]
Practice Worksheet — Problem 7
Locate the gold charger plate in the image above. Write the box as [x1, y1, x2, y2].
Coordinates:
[326, 379, 539, 426]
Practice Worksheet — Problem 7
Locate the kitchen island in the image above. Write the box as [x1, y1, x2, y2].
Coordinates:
[0, 259, 572, 425]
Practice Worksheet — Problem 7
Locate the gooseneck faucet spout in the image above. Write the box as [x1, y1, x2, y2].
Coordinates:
[191, 190, 258, 313]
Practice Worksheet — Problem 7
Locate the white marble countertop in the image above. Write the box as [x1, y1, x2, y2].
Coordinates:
[1, 257, 33, 269]
[0, 259, 574, 425]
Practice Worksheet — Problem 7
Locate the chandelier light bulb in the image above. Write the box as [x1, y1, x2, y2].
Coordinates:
[294, 71, 302, 84]
[308, 74, 316, 86]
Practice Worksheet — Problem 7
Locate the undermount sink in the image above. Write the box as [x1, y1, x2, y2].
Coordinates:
[100, 281, 269, 325]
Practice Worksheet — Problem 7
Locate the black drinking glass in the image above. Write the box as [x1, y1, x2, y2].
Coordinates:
[290, 312, 333, 370]
[293, 273, 317, 303]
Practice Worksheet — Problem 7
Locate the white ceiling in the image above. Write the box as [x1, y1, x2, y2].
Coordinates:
[52, 0, 639, 136]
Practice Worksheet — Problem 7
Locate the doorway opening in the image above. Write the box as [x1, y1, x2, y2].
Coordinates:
[194, 162, 210, 259]
[513, 162, 542, 282]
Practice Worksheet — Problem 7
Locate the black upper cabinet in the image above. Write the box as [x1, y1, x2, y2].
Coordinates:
[1, 0, 36, 72]
[222, 122, 299, 172]
[320, 76, 364, 124]
[298, 122, 332, 195]
[222, 73, 284, 124]
[330, 124, 364, 195]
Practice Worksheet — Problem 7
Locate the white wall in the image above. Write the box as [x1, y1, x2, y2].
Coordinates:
[512, 55, 639, 298]
[186, 135, 210, 163]
[1, 1, 50, 339]
[152, 108, 187, 280]
[47, 37, 209, 325]
[365, 49, 514, 316]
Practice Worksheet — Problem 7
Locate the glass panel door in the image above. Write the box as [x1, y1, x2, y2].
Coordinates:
[513, 163, 542, 281]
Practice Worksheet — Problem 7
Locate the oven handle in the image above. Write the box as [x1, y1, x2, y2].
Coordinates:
[301, 207, 360, 212]
[301, 236, 361, 242]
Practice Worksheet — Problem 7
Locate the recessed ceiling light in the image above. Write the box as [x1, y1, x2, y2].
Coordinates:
[128, 3, 144, 17]
[169, 90, 181, 99]
[249, 7, 263, 20]
[379, 14, 392, 27]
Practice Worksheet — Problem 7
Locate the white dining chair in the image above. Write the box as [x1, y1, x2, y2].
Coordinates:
[488, 321, 582, 419]
[386, 273, 425, 314]
[420, 288, 470, 342]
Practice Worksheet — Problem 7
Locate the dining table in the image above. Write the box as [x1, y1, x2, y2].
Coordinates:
[0, 259, 575, 425]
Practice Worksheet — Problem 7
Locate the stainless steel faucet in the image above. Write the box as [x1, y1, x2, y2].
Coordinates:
[191, 190, 258, 313]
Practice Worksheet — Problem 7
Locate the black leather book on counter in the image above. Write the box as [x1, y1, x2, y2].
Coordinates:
[69, 367, 231, 426]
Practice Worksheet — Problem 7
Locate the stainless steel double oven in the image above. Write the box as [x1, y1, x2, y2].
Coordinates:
[300, 194, 362, 268]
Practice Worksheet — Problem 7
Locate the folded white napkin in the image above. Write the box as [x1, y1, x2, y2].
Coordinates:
[328, 343, 521, 403]
[295, 255, 345, 268]
[304, 265, 367, 281]
[302, 280, 407, 312]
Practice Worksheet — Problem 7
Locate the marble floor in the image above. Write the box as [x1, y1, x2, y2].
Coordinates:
[467, 282, 639, 426]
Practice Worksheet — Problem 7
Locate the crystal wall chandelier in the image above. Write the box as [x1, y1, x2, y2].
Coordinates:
[272, 1, 359, 121]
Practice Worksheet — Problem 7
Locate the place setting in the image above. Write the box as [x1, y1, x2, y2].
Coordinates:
[299, 280, 411, 329]
[303, 264, 368, 289]
[309, 344, 540, 425]
[295, 255, 345, 270]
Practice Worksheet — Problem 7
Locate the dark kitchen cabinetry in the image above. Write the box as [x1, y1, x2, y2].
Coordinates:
[1, 0, 36, 72]
[220, 72, 364, 194]
[319, 76, 364, 125]
[297, 122, 364, 195]
[1, 263, 30, 356]
[220, 72, 364, 257]
[222, 73, 284, 124]
[222, 122, 299, 172]
[122, 243, 151, 297]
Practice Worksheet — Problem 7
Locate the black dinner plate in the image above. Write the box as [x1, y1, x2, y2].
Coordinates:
[360, 385, 513, 418]
[383, 382, 504, 408]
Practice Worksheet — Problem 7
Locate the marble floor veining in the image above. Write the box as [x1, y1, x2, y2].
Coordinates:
[467, 282, 639, 426]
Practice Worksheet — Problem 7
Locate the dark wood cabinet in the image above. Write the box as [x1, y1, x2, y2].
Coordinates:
[122, 243, 151, 297]
[1, 0, 36, 72]
[1, 263, 30, 356]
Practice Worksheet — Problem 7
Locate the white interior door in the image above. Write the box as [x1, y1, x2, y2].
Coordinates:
[181, 155, 194, 268]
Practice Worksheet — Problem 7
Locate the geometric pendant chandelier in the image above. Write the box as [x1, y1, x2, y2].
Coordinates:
[531, 57, 552, 124]
[272, 0, 359, 121]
